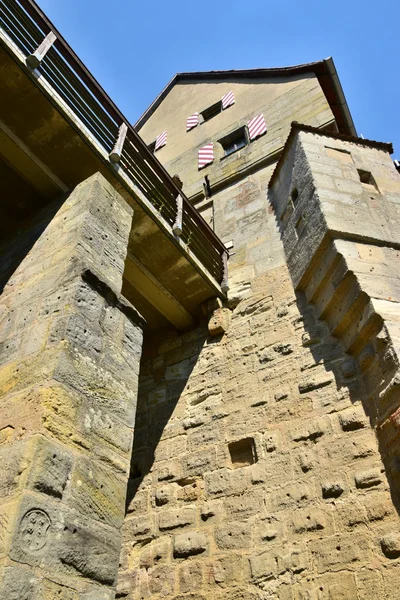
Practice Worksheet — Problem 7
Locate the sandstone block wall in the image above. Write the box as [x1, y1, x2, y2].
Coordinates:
[118, 153, 400, 598]
[271, 128, 400, 509]
[119, 269, 400, 599]
[0, 173, 144, 599]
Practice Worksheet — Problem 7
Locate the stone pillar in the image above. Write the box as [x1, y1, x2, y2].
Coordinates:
[0, 173, 144, 599]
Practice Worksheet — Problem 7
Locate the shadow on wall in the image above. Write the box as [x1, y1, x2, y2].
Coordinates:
[0, 197, 64, 294]
[270, 169, 400, 518]
[295, 290, 400, 516]
[125, 326, 210, 513]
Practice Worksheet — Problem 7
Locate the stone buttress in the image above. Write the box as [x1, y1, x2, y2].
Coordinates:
[0, 173, 145, 599]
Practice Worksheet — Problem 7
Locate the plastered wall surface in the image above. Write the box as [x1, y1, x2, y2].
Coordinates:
[138, 75, 334, 199]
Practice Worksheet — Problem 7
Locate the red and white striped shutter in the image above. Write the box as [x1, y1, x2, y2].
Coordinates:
[222, 91, 235, 110]
[247, 114, 267, 141]
[186, 112, 199, 131]
[154, 131, 167, 151]
[198, 143, 214, 169]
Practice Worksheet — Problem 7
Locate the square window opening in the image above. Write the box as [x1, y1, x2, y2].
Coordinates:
[201, 101, 222, 123]
[228, 437, 257, 469]
[357, 169, 380, 192]
[219, 126, 248, 158]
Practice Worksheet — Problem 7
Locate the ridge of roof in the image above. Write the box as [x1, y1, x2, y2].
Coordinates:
[134, 58, 356, 137]
[268, 121, 393, 188]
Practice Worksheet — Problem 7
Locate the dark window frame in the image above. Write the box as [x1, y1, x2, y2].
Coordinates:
[219, 126, 249, 158]
[200, 100, 223, 123]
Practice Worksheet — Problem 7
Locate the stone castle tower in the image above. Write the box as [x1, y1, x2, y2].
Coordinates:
[1, 2, 400, 599]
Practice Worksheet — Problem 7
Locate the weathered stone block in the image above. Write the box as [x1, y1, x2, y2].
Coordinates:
[205, 468, 251, 497]
[123, 515, 154, 540]
[224, 490, 263, 519]
[321, 481, 344, 499]
[182, 448, 217, 477]
[69, 456, 127, 528]
[28, 437, 73, 500]
[155, 485, 175, 506]
[9, 494, 121, 586]
[173, 532, 208, 558]
[292, 506, 331, 534]
[249, 550, 276, 581]
[178, 560, 203, 593]
[214, 522, 251, 550]
[147, 564, 175, 595]
[158, 508, 196, 531]
[339, 406, 368, 431]
[381, 533, 400, 558]
[310, 533, 372, 573]
[354, 468, 383, 489]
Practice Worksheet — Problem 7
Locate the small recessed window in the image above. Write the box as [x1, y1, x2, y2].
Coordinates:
[228, 438, 257, 468]
[291, 188, 299, 204]
[219, 126, 248, 158]
[357, 169, 379, 192]
[201, 101, 222, 123]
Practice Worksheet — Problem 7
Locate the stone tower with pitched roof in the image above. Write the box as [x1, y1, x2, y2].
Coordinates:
[1, 3, 400, 598]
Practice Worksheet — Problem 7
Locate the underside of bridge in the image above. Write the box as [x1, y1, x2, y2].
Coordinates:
[0, 37, 226, 332]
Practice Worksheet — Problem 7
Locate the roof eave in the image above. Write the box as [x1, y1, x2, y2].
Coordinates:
[134, 58, 356, 136]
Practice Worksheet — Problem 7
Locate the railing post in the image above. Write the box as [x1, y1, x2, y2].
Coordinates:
[172, 194, 183, 236]
[26, 31, 57, 69]
[109, 122, 128, 163]
[221, 250, 229, 293]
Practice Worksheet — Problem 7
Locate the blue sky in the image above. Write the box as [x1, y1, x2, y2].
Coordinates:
[37, 0, 399, 157]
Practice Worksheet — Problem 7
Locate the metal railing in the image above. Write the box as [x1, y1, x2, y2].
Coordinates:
[0, 0, 229, 292]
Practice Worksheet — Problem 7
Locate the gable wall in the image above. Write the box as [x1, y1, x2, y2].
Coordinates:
[138, 74, 335, 199]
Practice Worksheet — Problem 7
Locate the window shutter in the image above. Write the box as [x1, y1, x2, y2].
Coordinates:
[247, 114, 267, 141]
[198, 143, 214, 169]
[154, 131, 167, 151]
[222, 91, 235, 110]
[186, 112, 199, 131]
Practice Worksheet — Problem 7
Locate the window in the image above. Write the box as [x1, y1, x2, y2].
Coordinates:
[357, 169, 380, 193]
[219, 126, 248, 157]
[201, 100, 222, 123]
[228, 438, 257, 469]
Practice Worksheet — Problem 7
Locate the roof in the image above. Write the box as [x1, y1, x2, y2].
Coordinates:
[269, 121, 394, 188]
[135, 57, 356, 137]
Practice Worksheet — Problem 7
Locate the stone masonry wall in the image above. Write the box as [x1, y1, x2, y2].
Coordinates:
[271, 127, 400, 525]
[118, 159, 400, 599]
[0, 173, 144, 599]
